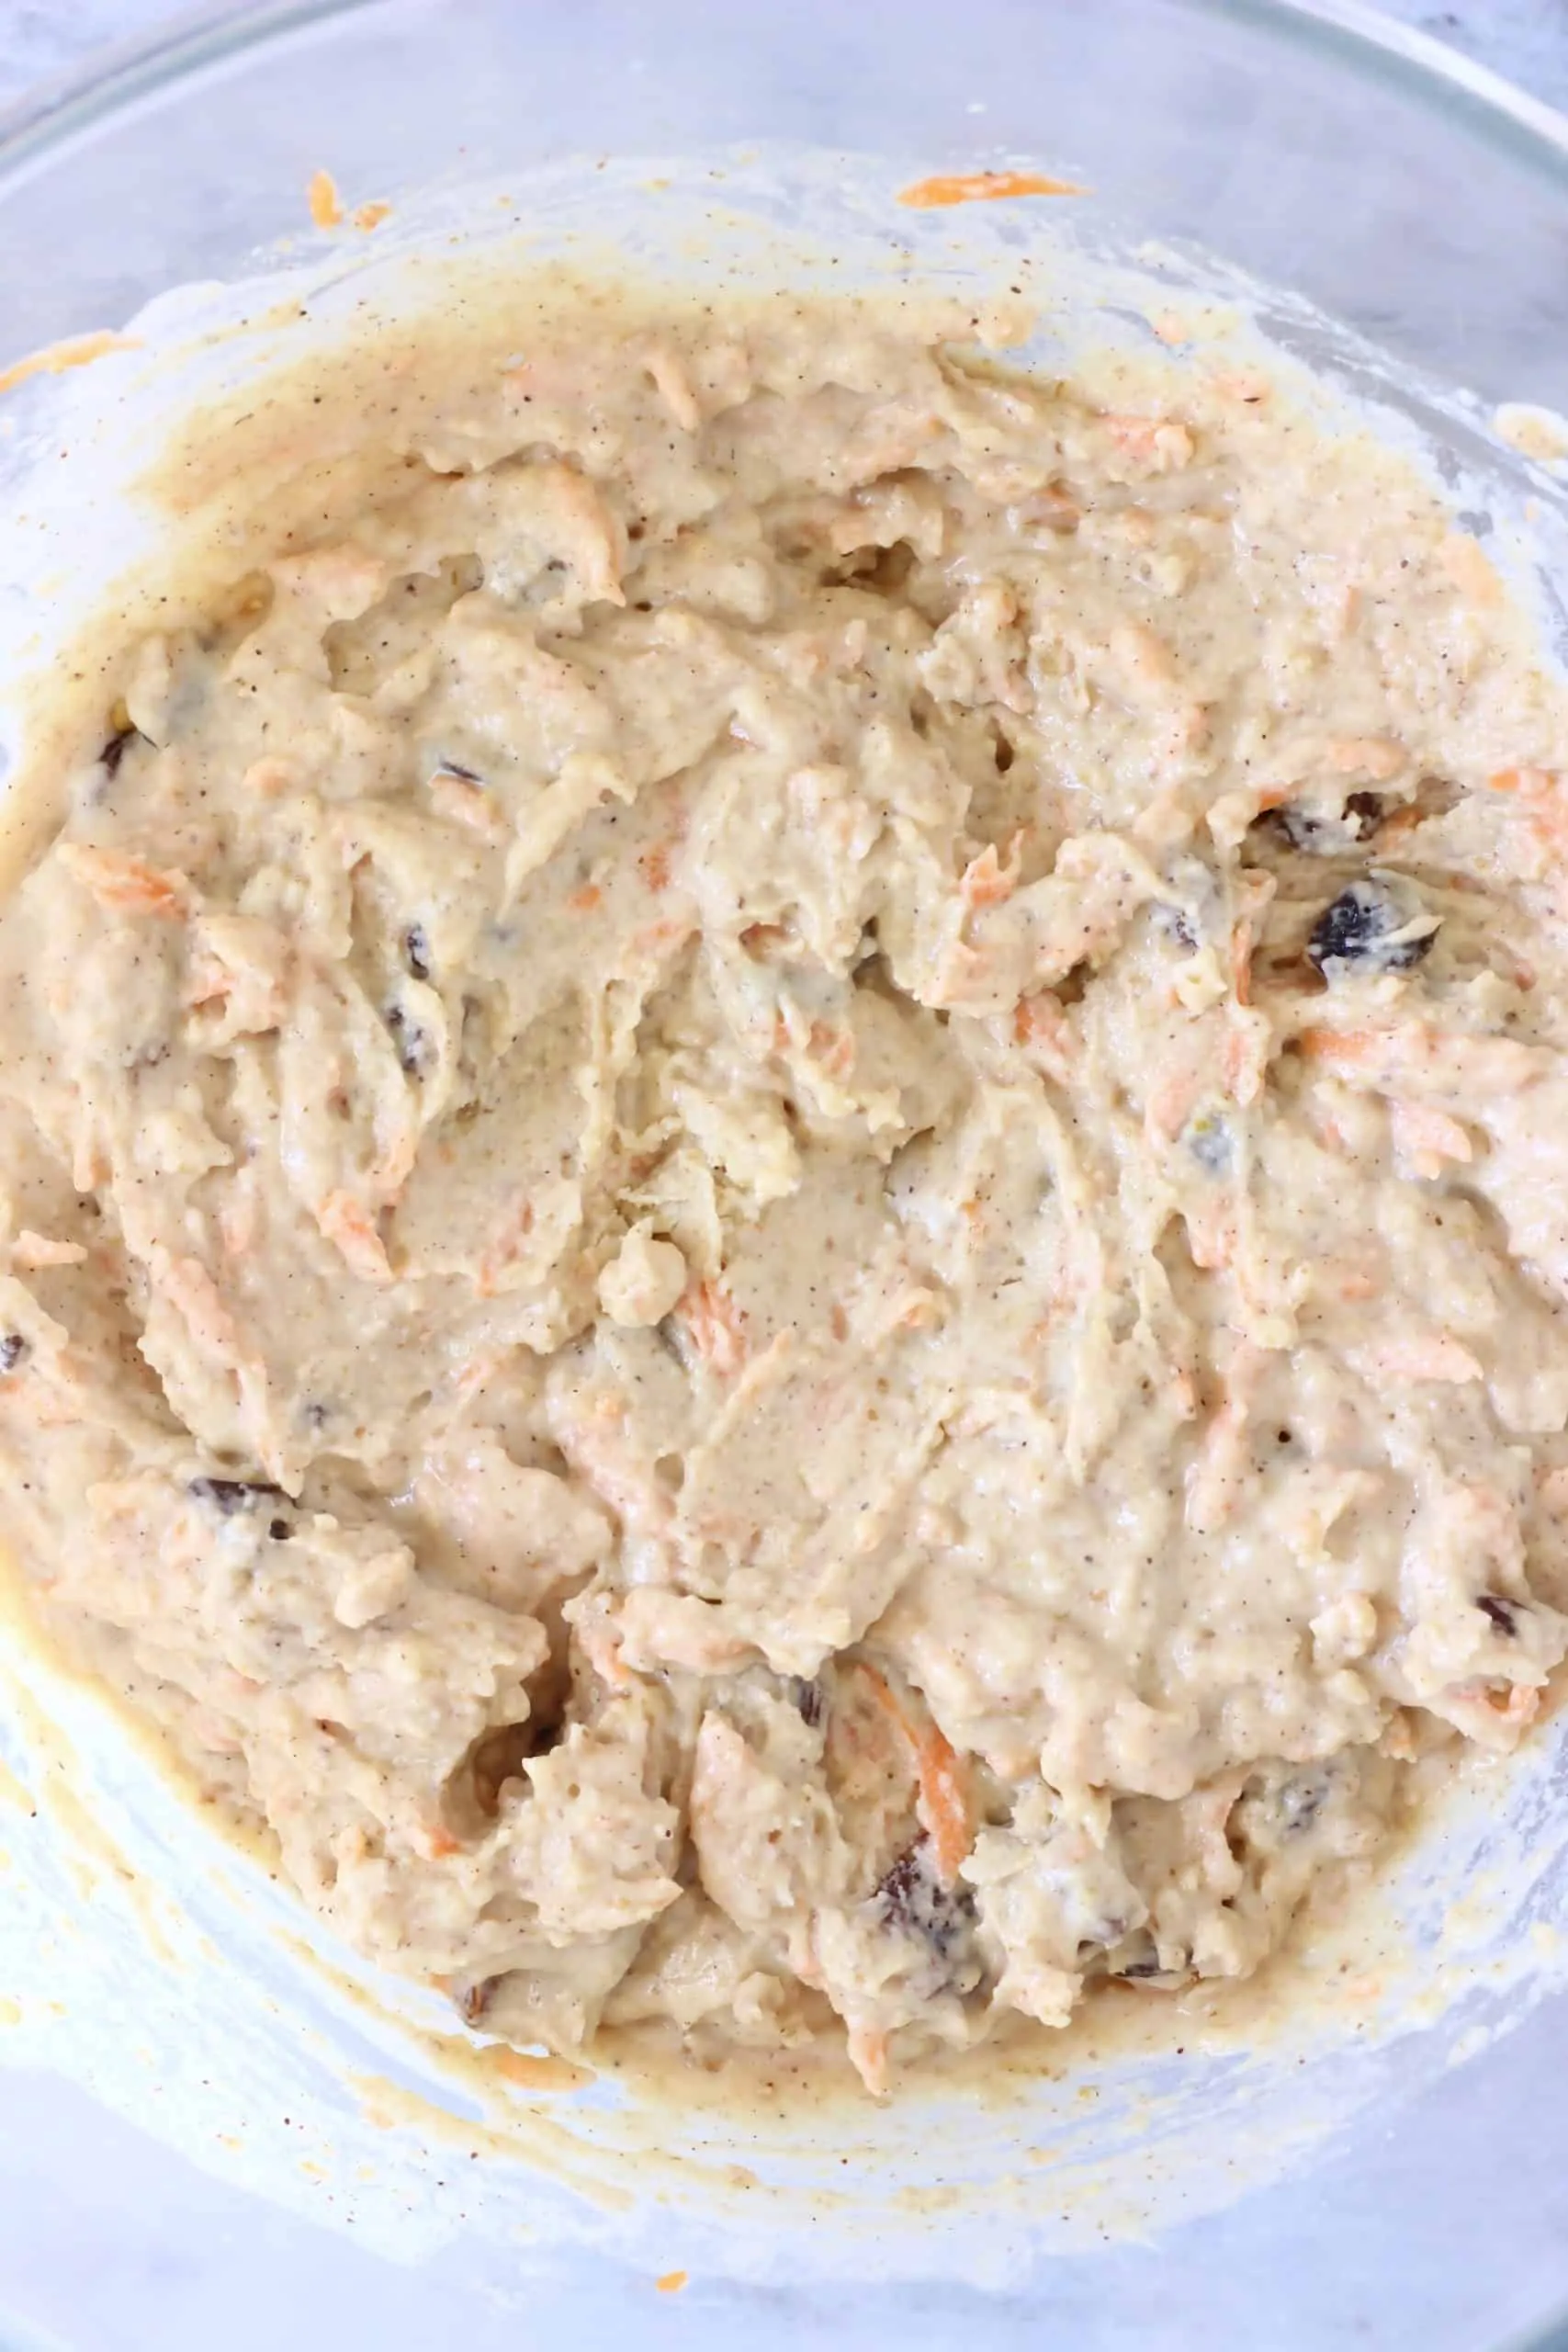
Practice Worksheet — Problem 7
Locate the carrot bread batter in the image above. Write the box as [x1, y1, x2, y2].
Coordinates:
[2, 297, 1567, 2093]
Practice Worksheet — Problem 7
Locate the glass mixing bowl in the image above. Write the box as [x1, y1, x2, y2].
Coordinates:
[3, 5, 1568, 2347]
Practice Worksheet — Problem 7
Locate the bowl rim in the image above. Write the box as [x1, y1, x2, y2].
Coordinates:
[3, 8, 1568, 2351]
[0, 0, 1565, 178]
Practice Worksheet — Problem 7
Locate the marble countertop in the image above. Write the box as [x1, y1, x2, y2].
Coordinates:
[0, 0, 1564, 117]
[1387, 0, 1568, 105]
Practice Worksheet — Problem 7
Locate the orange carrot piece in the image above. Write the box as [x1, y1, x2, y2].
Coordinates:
[1229, 917, 1255, 1008]
[579, 1616, 632, 1690]
[626, 915, 696, 964]
[59, 842, 189, 919]
[913, 1722, 973, 1885]
[317, 1191, 394, 1283]
[307, 168, 344, 229]
[1103, 414, 1195, 469]
[897, 168, 1084, 208]
[845, 2026, 890, 2097]
[806, 1019, 856, 1077]
[1297, 1025, 1379, 1069]
[1327, 737, 1404, 779]
[476, 1194, 536, 1299]
[854, 1662, 974, 1885]
[678, 1278, 748, 1374]
[960, 835, 1022, 910]
[1375, 805, 1424, 847]
[1013, 990, 1076, 1078]
[1221, 1023, 1252, 1100]
[1388, 1095, 1472, 1175]
[1487, 765, 1558, 802]
[1448, 1679, 1540, 1727]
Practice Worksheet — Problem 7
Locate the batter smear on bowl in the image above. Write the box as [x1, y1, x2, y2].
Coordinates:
[3, 294, 1568, 2094]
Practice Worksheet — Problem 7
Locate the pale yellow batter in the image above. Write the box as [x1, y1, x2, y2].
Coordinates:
[2, 293, 1567, 2093]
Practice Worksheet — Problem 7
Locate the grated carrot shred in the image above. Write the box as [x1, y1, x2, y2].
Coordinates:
[854, 1661, 974, 1884]
[307, 168, 344, 230]
[897, 168, 1084, 209]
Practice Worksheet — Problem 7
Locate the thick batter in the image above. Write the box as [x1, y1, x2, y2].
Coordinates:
[3, 295, 1567, 2092]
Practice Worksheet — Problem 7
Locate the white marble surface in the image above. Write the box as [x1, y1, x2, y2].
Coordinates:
[0, 0, 1565, 115]
[1394, 0, 1568, 105]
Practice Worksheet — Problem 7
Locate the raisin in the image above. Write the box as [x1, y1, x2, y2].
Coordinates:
[788, 1675, 824, 1728]
[403, 924, 433, 982]
[1184, 1110, 1233, 1174]
[268, 1518, 293, 1543]
[99, 726, 142, 777]
[1477, 1594, 1521, 1637]
[0, 1333, 25, 1374]
[1307, 878, 1438, 976]
[1277, 1769, 1333, 1838]
[187, 1476, 288, 1515]
[874, 1841, 976, 1960]
[454, 1977, 498, 2026]
[384, 1001, 433, 1077]
[1155, 903, 1199, 952]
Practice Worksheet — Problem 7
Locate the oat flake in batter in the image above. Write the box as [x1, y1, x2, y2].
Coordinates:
[4, 292, 1568, 2095]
